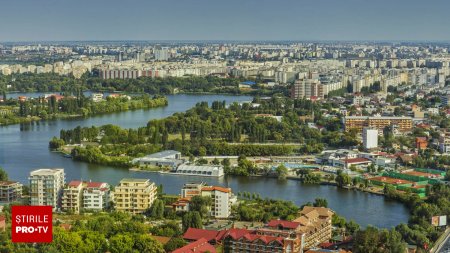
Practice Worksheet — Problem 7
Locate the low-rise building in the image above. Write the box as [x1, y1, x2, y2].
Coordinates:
[344, 116, 413, 133]
[174, 164, 224, 177]
[131, 150, 183, 169]
[113, 178, 157, 214]
[0, 181, 23, 203]
[62, 181, 83, 213]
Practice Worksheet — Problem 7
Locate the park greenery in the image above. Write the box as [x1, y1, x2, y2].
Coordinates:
[0, 92, 167, 125]
[50, 97, 360, 168]
[0, 210, 166, 253]
[0, 72, 285, 96]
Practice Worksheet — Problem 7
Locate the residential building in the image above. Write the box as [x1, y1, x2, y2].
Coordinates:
[344, 116, 413, 133]
[291, 79, 323, 99]
[62, 181, 83, 213]
[439, 131, 450, 154]
[173, 183, 234, 218]
[201, 186, 232, 218]
[221, 207, 333, 253]
[415, 137, 428, 150]
[172, 238, 216, 253]
[293, 206, 334, 249]
[181, 182, 206, 198]
[83, 182, 111, 211]
[362, 127, 378, 150]
[0, 181, 22, 203]
[29, 168, 65, 210]
[113, 178, 157, 214]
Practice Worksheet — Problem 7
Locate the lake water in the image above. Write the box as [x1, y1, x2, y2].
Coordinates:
[0, 93, 409, 228]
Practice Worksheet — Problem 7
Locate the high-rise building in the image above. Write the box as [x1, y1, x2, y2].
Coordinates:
[362, 127, 378, 150]
[291, 79, 323, 99]
[113, 178, 157, 214]
[201, 186, 232, 218]
[29, 168, 65, 210]
[155, 47, 169, 61]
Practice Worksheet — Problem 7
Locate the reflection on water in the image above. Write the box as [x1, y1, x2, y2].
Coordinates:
[0, 93, 409, 228]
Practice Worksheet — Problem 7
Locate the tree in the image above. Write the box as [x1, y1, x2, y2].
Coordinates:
[150, 199, 165, 219]
[276, 164, 288, 180]
[109, 234, 134, 253]
[189, 196, 212, 217]
[345, 220, 360, 235]
[335, 171, 351, 187]
[164, 237, 187, 252]
[182, 211, 202, 232]
[313, 198, 328, 208]
[132, 234, 165, 253]
[0, 167, 8, 181]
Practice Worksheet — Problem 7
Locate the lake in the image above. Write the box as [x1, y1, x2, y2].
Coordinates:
[0, 93, 409, 228]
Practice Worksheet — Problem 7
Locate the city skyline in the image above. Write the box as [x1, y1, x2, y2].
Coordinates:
[1, 0, 450, 42]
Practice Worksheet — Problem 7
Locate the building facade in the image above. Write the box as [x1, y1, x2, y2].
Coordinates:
[362, 127, 378, 150]
[83, 182, 111, 211]
[113, 178, 157, 214]
[0, 181, 23, 203]
[62, 181, 83, 214]
[344, 116, 413, 133]
[29, 168, 65, 210]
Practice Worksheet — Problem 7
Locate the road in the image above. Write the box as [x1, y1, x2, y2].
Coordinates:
[432, 228, 450, 253]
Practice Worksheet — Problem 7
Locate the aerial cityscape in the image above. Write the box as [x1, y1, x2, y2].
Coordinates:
[1, 0, 450, 253]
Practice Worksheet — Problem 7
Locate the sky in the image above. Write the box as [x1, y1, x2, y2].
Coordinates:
[0, 0, 450, 42]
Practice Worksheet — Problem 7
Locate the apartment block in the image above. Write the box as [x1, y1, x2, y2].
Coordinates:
[29, 168, 65, 210]
[113, 178, 157, 214]
[344, 116, 413, 133]
[174, 183, 234, 218]
[362, 127, 378, 150]
[222, 206, 333, 253]
[291, 79, 324, 100]
[439, 131, 450, 154]
[0, 181, 23, 203]
[201, 186, 232, 218]
[62, 181, 83, 213]
[62, 181, 111, 213]
[83, 182, 111, 211]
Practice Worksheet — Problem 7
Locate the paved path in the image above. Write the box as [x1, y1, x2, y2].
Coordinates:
[432, 227, 450, 253]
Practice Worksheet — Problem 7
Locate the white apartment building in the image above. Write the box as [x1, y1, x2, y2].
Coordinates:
[201, 186, 233, 219]
[439, 131, 450, 154]
[29, 168, 65, 210]
[363, 128, 378, 150]
[83, 182, 111, 211]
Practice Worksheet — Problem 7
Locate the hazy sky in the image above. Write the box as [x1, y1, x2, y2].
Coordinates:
[1, 0, 450, 42]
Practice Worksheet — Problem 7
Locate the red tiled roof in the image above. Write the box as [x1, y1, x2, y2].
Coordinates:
[86, 182, 105, 188]
[221, 228, 252, 240]
[201, 186, 231, 193]
[68, 180, 82, 187]
[183, 228, 220, 242]
[172, 238, 216, 253]
[267, 220, 300, 229]
[0, 216, 5, 222]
